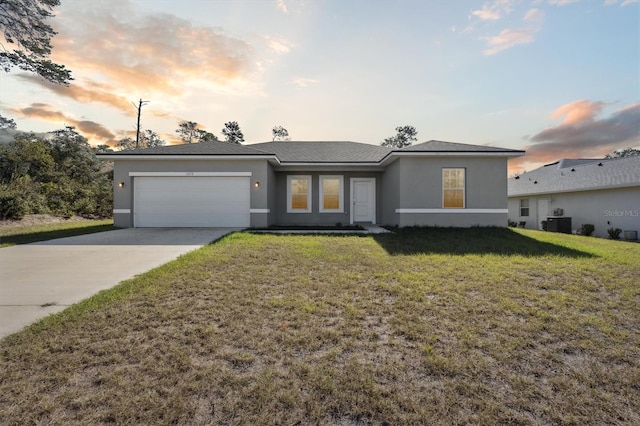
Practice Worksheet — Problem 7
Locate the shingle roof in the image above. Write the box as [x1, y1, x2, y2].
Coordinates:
[399, 140, 524, 153]
[508, 156, 640, 196]
[99, 139, 523, 162]
[249, 141, 391, 163]
[103, 140, 272, 156]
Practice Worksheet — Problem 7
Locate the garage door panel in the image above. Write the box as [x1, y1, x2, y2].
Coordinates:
[134, 176, 250, 227]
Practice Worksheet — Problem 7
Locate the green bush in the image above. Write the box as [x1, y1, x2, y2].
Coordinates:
[607, 227, 622, 240]
[0, 127, 113, 221]
[541, 220, 548, 231]
[0, 187, 29, 220]
[580, 224, 595, 236]
[0, 177, 50, 220]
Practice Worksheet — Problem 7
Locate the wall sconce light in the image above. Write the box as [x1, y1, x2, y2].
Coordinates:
[254, 181, 260, 188]
[118, 182, 125, 188]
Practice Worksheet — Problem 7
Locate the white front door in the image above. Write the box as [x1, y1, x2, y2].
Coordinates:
[350, 178, 376, 224]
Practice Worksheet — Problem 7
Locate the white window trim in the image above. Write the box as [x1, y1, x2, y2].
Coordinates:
[519, 199, 530, 217]
[287, 175, 312, 213]
[442, 168, 466, 209]
[319, 175, 344, 213]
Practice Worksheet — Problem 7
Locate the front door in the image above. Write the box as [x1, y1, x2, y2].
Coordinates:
[351, 178, 376, 224]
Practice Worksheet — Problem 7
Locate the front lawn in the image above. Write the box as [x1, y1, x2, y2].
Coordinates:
[0, 228, 638, 424]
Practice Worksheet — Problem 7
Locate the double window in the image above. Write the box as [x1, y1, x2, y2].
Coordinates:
[442, 168, 465, 208]
[287, 175, 344, 213]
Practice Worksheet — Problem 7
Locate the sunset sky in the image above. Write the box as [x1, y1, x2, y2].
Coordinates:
[1, 0, 638, 172]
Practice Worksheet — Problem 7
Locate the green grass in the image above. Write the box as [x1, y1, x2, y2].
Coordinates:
[0, 228, 638, 425]
[0, 219, 115, 247]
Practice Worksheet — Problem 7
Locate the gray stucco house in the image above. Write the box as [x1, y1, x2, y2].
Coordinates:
[508, 156, 640, 239]
[98, 140, 524, 228]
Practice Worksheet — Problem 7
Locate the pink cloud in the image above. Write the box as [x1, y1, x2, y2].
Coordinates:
[548, 0, 580, 5]
[11, 103, 117, 145]
[483, 28, 537, 55]
[510, 101, 640, 172]
[471, 0, 515, 21]
[49, 3, 256, 96]
[16, 74, 135, 115]
[482, 9, 544, 55]
[551, 100, 607, 125]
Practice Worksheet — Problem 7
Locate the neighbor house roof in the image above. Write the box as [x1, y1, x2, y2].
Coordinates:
[508, 156, 640, 197]
[98, 139, 524, 163]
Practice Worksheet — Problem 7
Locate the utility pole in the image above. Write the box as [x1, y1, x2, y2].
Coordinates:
[133, 99, 150, 148]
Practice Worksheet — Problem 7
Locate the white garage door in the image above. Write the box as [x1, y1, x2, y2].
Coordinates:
[133, 176, 250, 227]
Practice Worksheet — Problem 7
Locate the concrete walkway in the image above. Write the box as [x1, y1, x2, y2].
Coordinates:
[249, 224, 392, 235]
[0, 228, 238, 339]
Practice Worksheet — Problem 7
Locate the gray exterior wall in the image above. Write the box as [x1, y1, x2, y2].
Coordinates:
[112, 159, 272, 228]
[266, 163, 277, 227]
[384, 157, 509, 227]
[509, 186, 640, 239]
[380, 159, 400, 225]
[109, 155, 512, 229]
[273, 171, 383, 226]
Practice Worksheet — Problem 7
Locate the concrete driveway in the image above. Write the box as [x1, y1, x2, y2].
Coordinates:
[0, 228, 239, 339]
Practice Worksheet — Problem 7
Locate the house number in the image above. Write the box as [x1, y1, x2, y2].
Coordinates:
[186, 172, 195, 176]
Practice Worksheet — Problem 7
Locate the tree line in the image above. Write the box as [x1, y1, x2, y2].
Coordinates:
[108, 122, 293, 151]
[0, 126, 112, 220]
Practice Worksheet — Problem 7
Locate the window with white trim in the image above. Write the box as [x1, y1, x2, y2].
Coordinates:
[520, 199, 529, 217]
[319, 175, 344, 213]
[442, 168, 465, 208]
[287, 175, 312, 213]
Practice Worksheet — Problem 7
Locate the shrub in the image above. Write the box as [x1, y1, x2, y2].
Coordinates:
[0, 177, 50, 220]
[581, 224, 595, 236]
[508, 221, 517, 227]
[607, 227, 622, 240]
[0, 187, 29, 220]
[541, 220, 548, 231]
[0, 127, 113, 221]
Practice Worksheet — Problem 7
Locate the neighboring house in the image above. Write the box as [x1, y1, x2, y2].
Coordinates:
[508, 156, 640, 239]
[98, 140, 524, 228]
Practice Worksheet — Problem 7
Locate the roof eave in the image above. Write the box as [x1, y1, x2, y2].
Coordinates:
[379, 150, 524, 166]
[508, 182, 640, 197]
[96, 154, 279, 162]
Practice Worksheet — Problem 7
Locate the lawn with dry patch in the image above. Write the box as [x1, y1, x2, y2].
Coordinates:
[0, 228, 638, 424]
